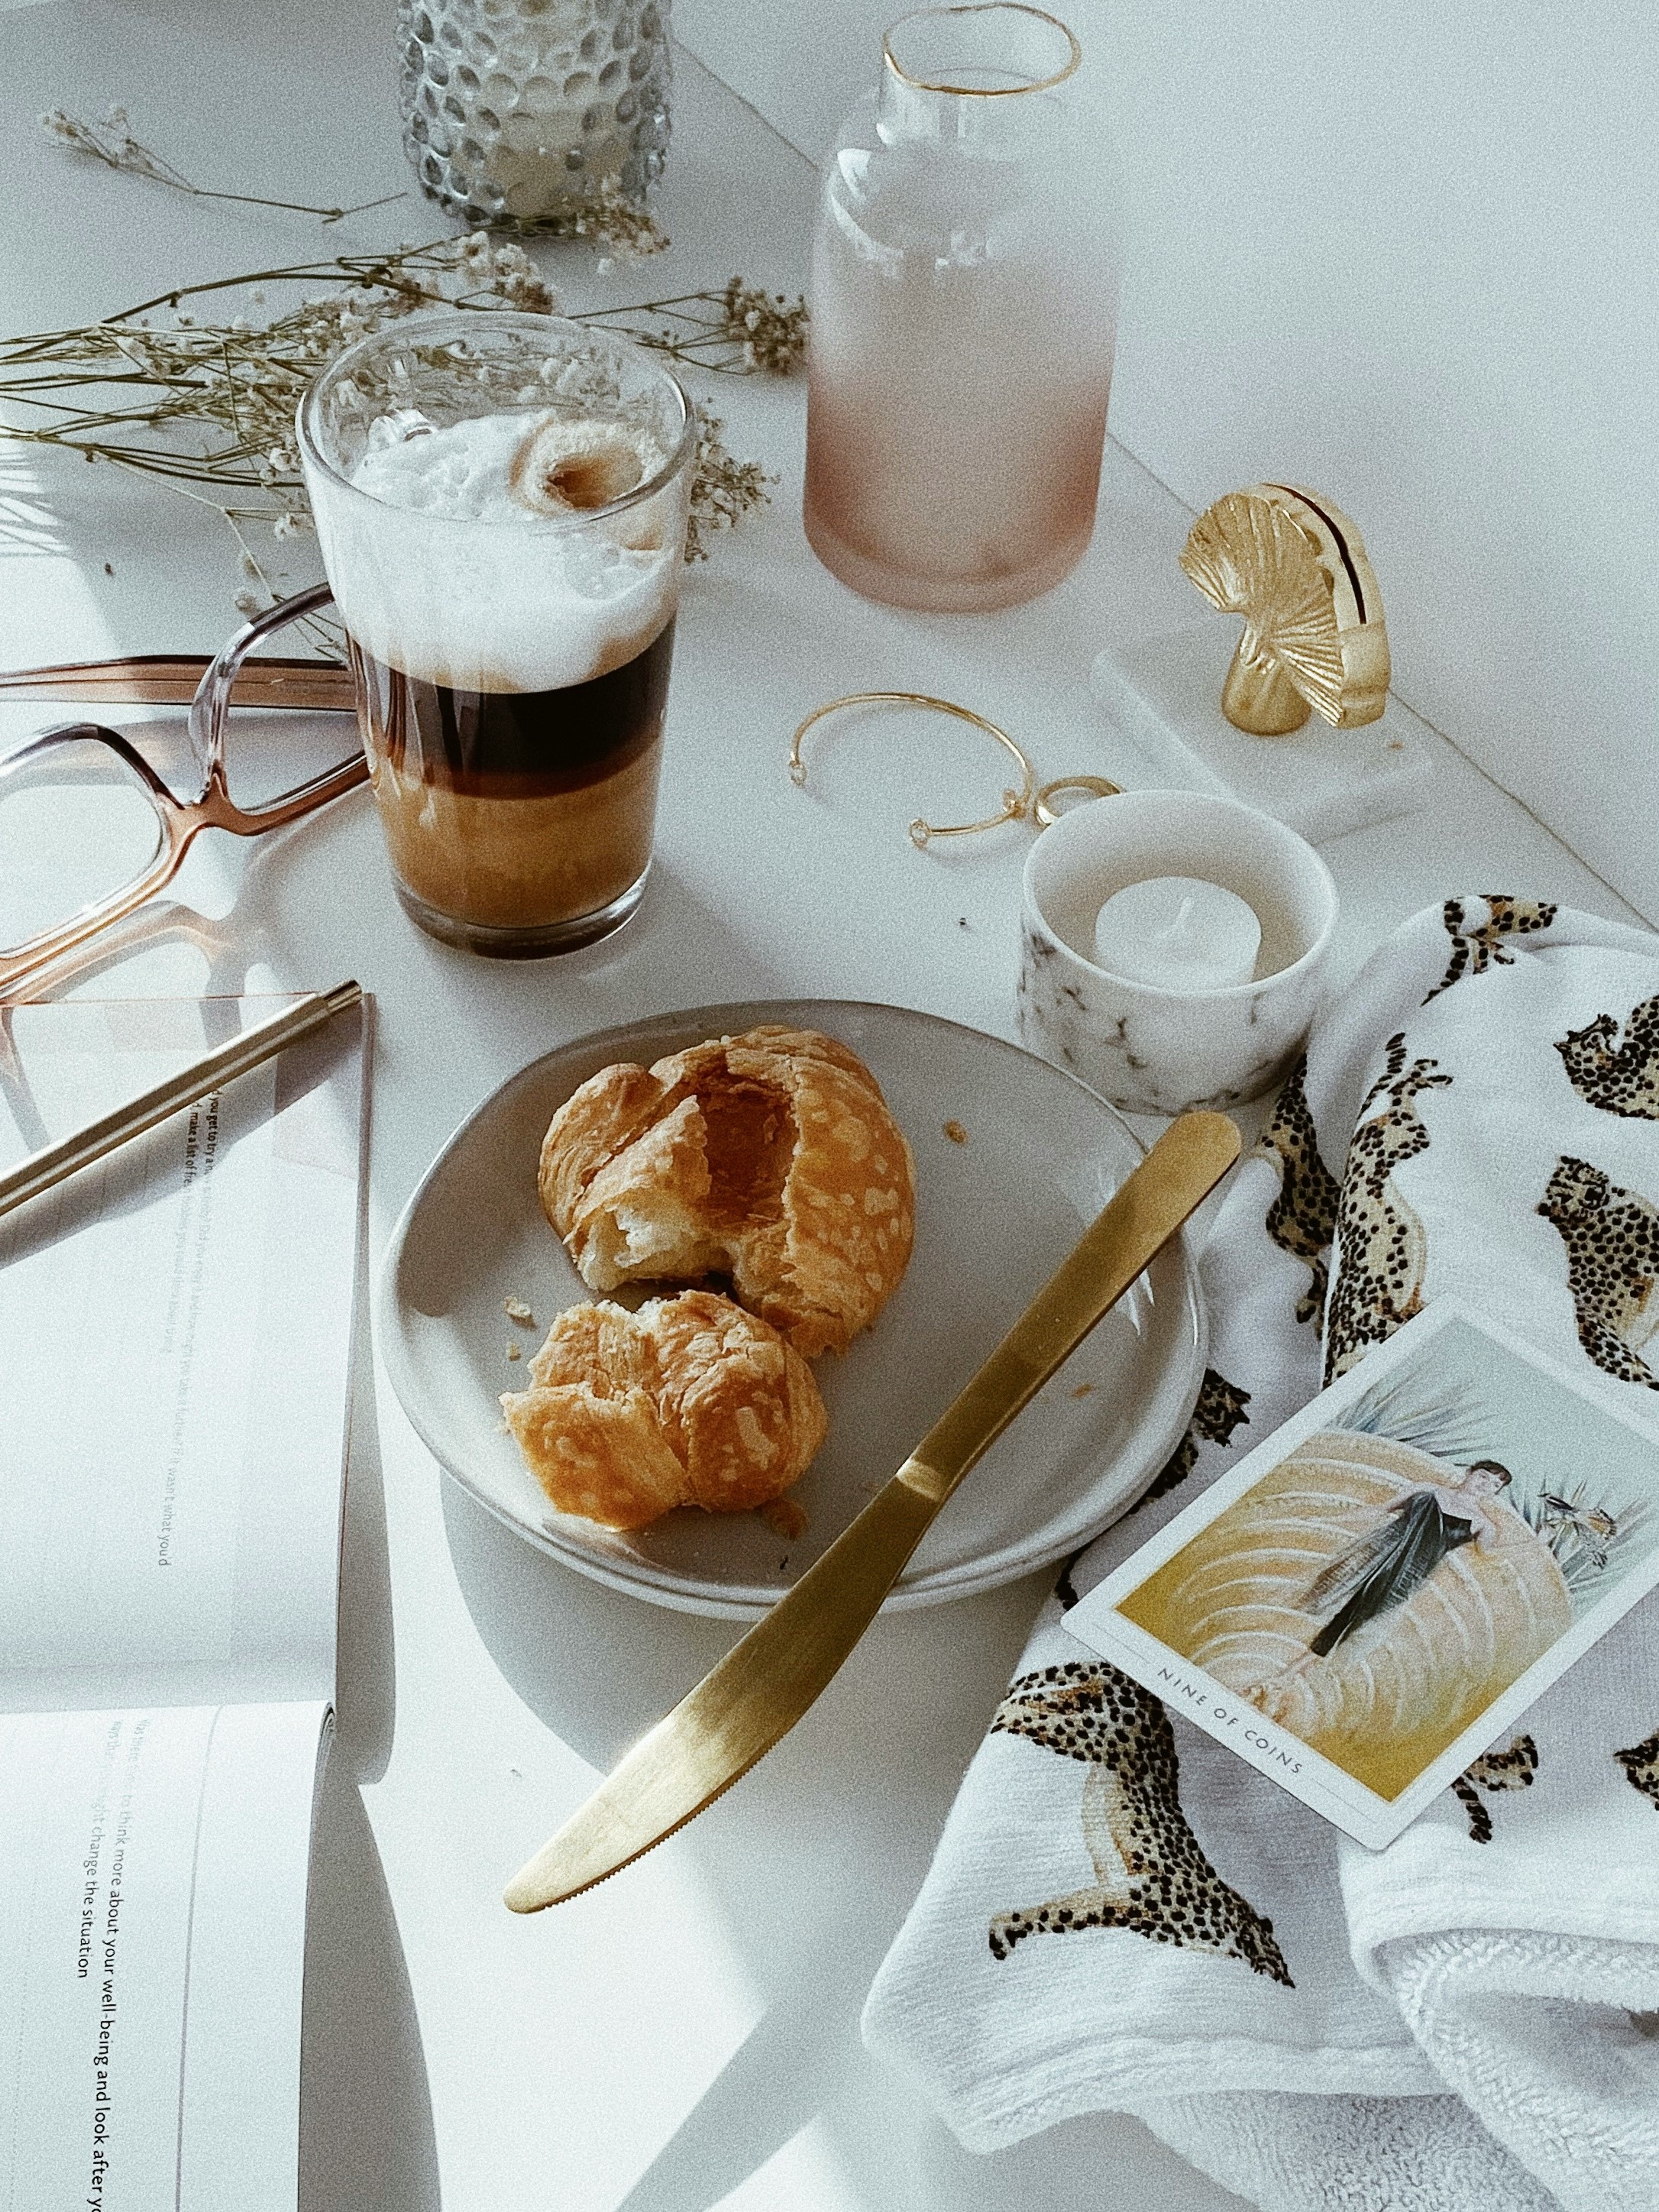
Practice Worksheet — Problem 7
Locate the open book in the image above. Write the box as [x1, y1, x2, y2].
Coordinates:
[0, 995, 367, 2210]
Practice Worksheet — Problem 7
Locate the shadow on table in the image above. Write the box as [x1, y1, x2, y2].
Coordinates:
[441, 1478, 743, 1767]
[442, 1479, 1076, 2209]
[426, 891, 1207, 2208]
[299, 1756, 441, 2212]
[299, 1195, 419, 2205]
[337, 1283, 396, 1783]
[618, 2045, 1244, 2212]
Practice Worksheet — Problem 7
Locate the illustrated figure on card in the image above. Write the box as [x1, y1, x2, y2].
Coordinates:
[1113, 1328, 1651, 1805]
[1289, 1454, 1517, 1663]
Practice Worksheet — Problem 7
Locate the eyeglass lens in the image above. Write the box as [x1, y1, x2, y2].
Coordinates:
[0, 737, 165, 952]
[214, 697, 363, 816]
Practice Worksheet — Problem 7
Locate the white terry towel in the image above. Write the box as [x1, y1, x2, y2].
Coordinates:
[862, 897, 1659, 2212]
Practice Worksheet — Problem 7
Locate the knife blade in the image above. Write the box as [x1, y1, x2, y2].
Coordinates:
[503, 1107, 1241, 1912]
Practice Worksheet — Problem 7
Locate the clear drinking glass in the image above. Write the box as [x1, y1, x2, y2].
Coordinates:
[299, 309, 694, 956]
[803, 4, 1119, 613]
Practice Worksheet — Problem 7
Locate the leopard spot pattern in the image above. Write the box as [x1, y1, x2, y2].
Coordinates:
[1255, 1053, 1340, 1328]
[1450, 1734, 1537, 1843]
[1324, 1034, 1451, 1382]
[1135, 1368, 1253, 1510]
[1424, 895, 1557, 1004]
[1615, 1728, 1659, 1812]
[1538, 1156, 1659, 1390]
[986, 1661, 1292, 1986]
[1556, 994, 1659, 1121]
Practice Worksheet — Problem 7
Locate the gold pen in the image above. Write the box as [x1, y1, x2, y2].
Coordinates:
[0, 983, 363, 1222]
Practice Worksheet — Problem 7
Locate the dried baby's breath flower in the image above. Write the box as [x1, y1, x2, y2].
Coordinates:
[538, 176, 668, 260]
[487, 240, 558, 313]
[2, 167, 785, 607]
[582, 283, 810, 378]
[720, 279, 809, 375]
[684, 414, 773, 562]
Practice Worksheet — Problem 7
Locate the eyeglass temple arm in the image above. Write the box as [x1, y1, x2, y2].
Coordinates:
[0, 658, 353, 710]
[187, 580, 340, 788]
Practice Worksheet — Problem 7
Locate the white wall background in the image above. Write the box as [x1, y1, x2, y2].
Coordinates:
[677, 0, 1659, 922]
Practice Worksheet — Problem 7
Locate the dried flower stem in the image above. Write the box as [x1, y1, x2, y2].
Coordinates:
[40, 105, 403, 225]
[684, 416, 773, 562]
[582, 280, 808, 377]
[41, 106, 669, 256]
[0, 235, 797, 609]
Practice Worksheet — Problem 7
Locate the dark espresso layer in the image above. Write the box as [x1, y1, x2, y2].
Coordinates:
[349, 618, 675, 798]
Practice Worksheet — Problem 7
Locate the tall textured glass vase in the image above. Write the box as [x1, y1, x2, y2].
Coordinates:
[398, 0, 671, 228]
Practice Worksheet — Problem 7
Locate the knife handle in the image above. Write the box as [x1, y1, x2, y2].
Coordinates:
[897, 1110, 1240, 1506]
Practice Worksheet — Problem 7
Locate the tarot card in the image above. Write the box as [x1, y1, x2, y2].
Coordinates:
[1066, 1302, 1659, 1847]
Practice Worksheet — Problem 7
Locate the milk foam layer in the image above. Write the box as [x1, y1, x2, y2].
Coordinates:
[309, 409, 681, 693]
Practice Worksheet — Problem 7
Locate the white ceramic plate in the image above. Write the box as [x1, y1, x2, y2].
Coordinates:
[378, 1000, 1206, 1619]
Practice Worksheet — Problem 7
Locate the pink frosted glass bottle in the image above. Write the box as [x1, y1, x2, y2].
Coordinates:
[803, 4, 1119, 613]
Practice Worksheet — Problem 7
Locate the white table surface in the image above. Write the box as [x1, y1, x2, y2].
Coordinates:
[0, 4, 1641, 2206]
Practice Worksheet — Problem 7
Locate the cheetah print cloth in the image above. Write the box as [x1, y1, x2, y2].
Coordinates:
[1133, 1367, 1252, 1510]
[1323, 1035, 1451, 1379]
[865, 896, 1659, 2212]
[987, 1662, 1292, 1982]
[1450, 1734, 1538, 1843]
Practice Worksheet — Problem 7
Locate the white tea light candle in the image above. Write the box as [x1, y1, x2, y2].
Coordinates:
[1020, 790, 1338, 1113]
[1092, 875, 1263, 992]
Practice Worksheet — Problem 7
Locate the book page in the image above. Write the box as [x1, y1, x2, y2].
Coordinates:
[0, 1699, 329, 2212]
[0, 998, 366, 1709]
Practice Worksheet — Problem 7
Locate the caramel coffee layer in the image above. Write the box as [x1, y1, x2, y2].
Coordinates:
[369, 742, 662, 929]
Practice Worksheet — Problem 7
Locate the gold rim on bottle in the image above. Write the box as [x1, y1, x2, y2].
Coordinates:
[881, 3, 1082, 98]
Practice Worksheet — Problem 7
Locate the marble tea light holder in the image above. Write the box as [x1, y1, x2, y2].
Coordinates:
[1018, 789, 1339, 1115]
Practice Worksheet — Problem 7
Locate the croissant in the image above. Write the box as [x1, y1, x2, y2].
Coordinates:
[501, 1290, 827, 1531]
[538, 1025, 915, 1359]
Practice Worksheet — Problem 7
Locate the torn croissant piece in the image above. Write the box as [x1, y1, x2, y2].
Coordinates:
[1179, 483, 1391, 735]
[538, 1025, 916, 1359]
[501, 1291, 828, 1531]
[508, 412, 648, 514]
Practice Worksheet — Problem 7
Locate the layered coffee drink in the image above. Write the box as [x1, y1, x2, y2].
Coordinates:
[346, 621, 675, 939]
[299, 314, 694, 955]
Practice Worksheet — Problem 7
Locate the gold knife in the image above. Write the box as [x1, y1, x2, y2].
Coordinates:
[504, 1108, 1241, 1913]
